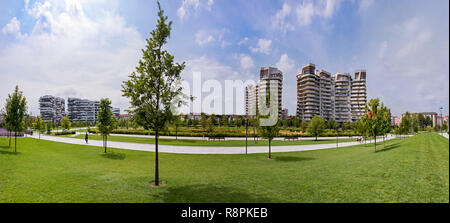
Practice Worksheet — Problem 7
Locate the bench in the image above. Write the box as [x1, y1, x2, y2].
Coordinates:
[208, 136, 225, 141]
[284, 136, 299, 141]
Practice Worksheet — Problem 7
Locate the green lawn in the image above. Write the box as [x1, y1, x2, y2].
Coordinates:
[0, 133, 448, 202]
[63, 134, 356, 147]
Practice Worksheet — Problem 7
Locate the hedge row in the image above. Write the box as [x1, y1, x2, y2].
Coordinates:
[53, 131, 76, 136]
[88, 129, 358, 138]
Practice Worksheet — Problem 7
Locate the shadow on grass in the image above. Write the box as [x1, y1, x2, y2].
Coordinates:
[101, 152, 126, 160]
[154, 184, 276, 203]
[275, 156, 315, 162]
[0, 150, 21, 155]
[375, 143, 401, 153]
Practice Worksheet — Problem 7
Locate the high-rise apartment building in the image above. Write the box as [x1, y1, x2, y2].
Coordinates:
[334, 73, 352, 123]
[67, 98, 100, 122]
[39, 95, 65, 122]
[296, 64, 335, 121]
[351, 70, 367, 122]
[259, 67, 283, 116]
[245, 67, 283, 117]
[245, 84, 258, 116]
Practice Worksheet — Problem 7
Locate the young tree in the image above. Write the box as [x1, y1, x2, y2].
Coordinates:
[46, 121, 53, 134]
[300, 120, 308, 133]
[379, 103, 391, 148]
[258, 119, 280, 159]
[97, 98, 118, 153]
[307, 115, 326, 141]
[33, 116, 45, 140]
[172, 115, 181, 140]
[200, 114, 208, 136]
[400, 112, 411, 138]
[61, 116, 71, 131]
[3, 86, 27, 152]
[122, 2, 185, 186]
[364, 98, 384, 152]
[207, 117, 215, 137]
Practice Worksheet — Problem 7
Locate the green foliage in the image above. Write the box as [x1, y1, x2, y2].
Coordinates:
[307, 116, 326, 140]
[46, 121, 52, 134]
[400, 112, 411, 135]
[363, 98, 385, 152]
[121, 2, 184, 186]
[97, 98, 117, 137]
[61, 116, 71, 131]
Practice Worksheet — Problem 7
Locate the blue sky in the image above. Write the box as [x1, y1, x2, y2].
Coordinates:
[0, 0, 448, 117]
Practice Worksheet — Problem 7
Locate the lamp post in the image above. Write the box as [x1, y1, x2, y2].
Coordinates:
[245, 116, 248, 155]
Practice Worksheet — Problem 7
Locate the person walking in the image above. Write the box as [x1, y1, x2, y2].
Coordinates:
[85, 132, 89, 144]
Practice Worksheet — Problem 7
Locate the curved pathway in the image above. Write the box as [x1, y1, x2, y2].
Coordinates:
[30, 134, 397, 154]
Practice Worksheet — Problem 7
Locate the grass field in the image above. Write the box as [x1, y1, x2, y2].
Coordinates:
[63, 134, 356, 147]
[0, 133, 448, 202]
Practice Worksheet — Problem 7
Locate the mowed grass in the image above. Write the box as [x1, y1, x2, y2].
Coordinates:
[0, 133, 448, 203]
[64, 134, 356, 147]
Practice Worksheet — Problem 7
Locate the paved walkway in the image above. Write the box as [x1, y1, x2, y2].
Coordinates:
[30, 134, 398, 154]
[440, 133, 449, 139]
[108, 133, 358, 141]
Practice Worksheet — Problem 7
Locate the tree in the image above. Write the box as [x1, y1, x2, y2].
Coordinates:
[33, 116, 45, 140]
[97, 98, 118, 153]
[122, 2, 185, 186]
[363, 98, 386, 152]
[207, 117, 215, 137]
[400, 112, 411, 138]
[379, 103, 391, 148]
[46, 121, 52, 134]
[61, 116, 71, 131]
[3, 86, 27, 152]
[300, 120, 308, 133]
[424, 116, 432, 127]
[417, 113, 425, 129]
[307, 116, 326, 141]
[172, 115, 181, 140]
[200, 114, 208, 136]
[258, 119, 280, 159]
[410, 114, 419, 134]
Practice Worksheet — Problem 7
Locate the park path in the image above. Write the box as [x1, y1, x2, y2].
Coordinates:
[440, 133, 449, 139]
[29, 134, 397, 154]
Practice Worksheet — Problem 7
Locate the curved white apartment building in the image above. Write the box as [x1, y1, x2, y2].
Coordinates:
[334, 73, 352, 123]
[351, 70, 367, 122]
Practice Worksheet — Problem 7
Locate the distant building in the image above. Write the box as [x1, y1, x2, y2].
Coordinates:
[351, 70, 367, 122]
[407, 112, 438, 127]
[38, 95, 66, 123]
[334, 73, 352, 123]
[67, 98, 119, 122]
[245, 84, 258, 117]
[392, 116, 402, 127]
[281, 108, 288, 120]
[118, 114, 132, 121]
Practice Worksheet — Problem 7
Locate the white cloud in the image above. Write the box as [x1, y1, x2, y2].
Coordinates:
[177, 0, 214, 21]
[273, 2, 295, 35]
[0, 0, 145, 115]
[358, 0, 374, 13]
[276, 54, 295, 74]
[239, 54, 254, 70]
[2, 17, 21, 36]
[237, 37, 248, 46]
[249, 38, 272, 54]
[295, 0, 341, 26]
[195, 30, 214, 46]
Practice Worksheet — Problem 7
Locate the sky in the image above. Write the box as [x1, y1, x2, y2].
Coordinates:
[0, 0, 448, 117]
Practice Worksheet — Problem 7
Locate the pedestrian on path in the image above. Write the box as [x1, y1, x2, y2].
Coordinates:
[85, 132, 89, 144]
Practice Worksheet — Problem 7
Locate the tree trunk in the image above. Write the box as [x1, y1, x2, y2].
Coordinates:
[14, 131, 17, 153]
[155, 129, 160, 186]
[268, 138, 272, 159]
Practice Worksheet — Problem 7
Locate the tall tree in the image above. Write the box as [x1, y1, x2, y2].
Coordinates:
[122, 2, 185, 186]
[97, 98, 118, 153]
[300, 120, 308, 133]
[400, 112, 411, 138]
[307, 115, 326, 141]
[3, 86, 27, 152]
[379, 103, 391, 148]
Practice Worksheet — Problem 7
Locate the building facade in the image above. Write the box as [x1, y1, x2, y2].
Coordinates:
[333, 73, 352, 123]
[259, 67, 283, 116]
[296, 63, 320, 121]
[39, 95, 66, 122]
[67, 98, 100, 122]
[351, 70, 367, 122]
[245, 84, 258, 116]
